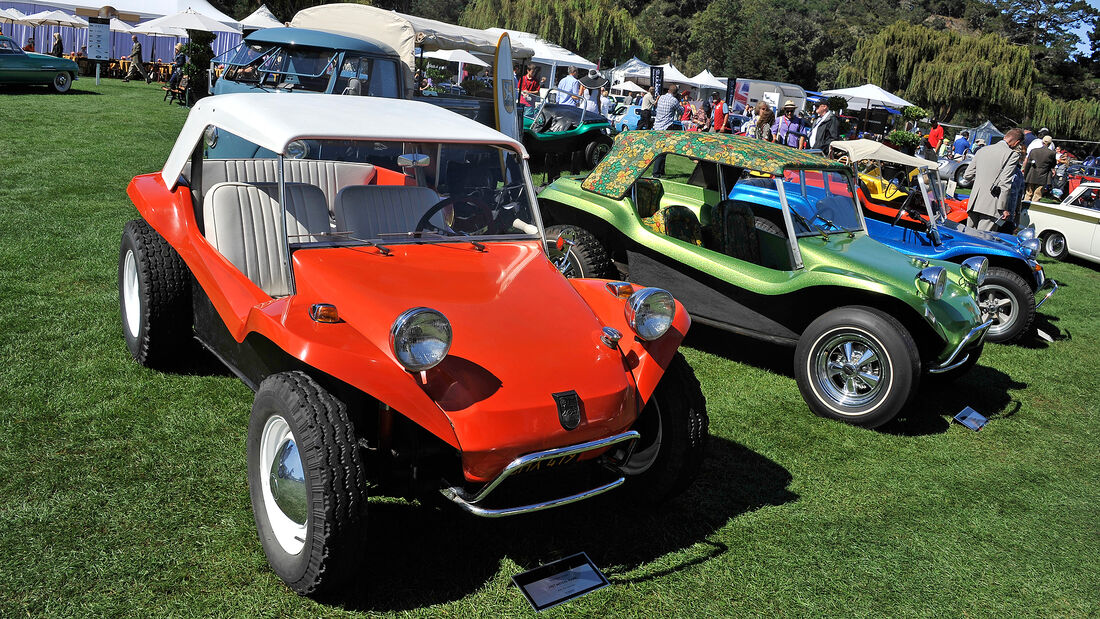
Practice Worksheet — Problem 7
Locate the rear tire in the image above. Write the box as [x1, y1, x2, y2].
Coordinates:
[584, 137, 613, 169]
[1042, 231, 1068, 260]
[118, 219, 192, 368]
[795, 306, 920, 428]
[545, 224, 616, 279]
[248, 371, 368, 598]
[618, 352, 708, 503]
[978, 267, 1034, 343]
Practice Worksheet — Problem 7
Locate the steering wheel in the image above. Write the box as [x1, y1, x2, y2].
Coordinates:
[531, 112, 548, 133]
[415, 194, 494, 235]
[883, 172, 906, 200]
[890, 191, 921, 227]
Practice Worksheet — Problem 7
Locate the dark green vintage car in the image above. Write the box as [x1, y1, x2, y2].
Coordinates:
[539, 131, 993, 428]
[0, 35, 79, 93]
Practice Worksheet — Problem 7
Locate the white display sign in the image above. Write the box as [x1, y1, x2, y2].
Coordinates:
[87, 17, 110, 61]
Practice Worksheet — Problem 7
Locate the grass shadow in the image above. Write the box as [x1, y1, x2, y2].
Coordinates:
[326, 436, 796, 612]
[1017, 312, 1069, 349]
[683, 323, 795, 378]
[882, 364, 1027, 436]
[0, 85, 102, 96]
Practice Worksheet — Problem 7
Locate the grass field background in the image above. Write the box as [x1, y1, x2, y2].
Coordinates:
[1, 81, 1098, 617]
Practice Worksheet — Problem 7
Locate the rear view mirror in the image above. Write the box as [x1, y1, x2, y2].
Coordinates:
[397, 153, 431, 168]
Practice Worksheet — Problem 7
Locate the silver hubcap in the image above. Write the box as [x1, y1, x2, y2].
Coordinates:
[619, 399, 663, 475]
[122, 249, 140, 338]
[979, 284, 1018, 335]
[260, 415, 307, 555]
[1046, 235, 1065, 256]
[813, 330, 889, 412]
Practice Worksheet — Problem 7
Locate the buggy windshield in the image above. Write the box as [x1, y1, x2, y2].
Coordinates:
[778, 169, 864, 236]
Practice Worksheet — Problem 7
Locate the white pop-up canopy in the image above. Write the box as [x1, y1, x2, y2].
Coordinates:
[610, 56, 650, 83]
[655, 63, 697, 88]
[820, 83, 913, 111]
[423, 48, 490, 67]
[27, 0, 237, 23]
[612, 80, 647, 94]
[240, 4, 284, 30]
[691, 69, 726, 90]
[485, 28, 595, 69]
[136, 8, 240, 34]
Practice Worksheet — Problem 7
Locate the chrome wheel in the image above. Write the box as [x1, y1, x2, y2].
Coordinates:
[260, 415, 307, 555]
[52, 72, 70, 93]
[122, 249, 140, 338]
[979, 284, 1018, 337]
[1044, 233, 1066, 259]
[812, 330, 890, 413]
[619, 399, 663, 476]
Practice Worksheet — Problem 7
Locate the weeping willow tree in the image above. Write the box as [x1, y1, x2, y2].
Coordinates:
[839, 21, 1100, 140]
[459, 0, 651, 63]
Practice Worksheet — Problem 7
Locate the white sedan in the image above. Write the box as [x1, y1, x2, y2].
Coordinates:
[1022, 182, 1100, 263]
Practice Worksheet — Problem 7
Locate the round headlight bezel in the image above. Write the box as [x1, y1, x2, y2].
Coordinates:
[915, 266, 948, 300]
[625, 288, 676, 341]
[960, 256, 988, 287]
[1021, 238, 1040, 258]
[1017, 227, 1036, 242]
[285, 139, 310, 160]
[389, 307, 452, 372]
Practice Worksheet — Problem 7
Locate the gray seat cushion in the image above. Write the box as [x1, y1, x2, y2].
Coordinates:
[203, 159, 376, 217]
[203, 182, 329, 297]
[333, 185, 442, 238]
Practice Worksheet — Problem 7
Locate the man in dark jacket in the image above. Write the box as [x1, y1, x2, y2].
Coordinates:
[808, 102, 838, 154]
[1023, 135, 1056, 202]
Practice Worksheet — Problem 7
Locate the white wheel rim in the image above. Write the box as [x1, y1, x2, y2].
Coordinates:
[260, 415, 307, 555]
[122, 249, 140, 338]
[979, 283, 1019, 336]
[808, 327, 893, 415]
[55, 74, 68, 89]
[1046, 235, 1065, 256]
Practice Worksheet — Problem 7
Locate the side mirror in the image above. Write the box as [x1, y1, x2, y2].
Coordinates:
[397, 153, 431, 168]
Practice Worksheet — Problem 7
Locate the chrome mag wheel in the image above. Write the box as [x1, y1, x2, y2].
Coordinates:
[979, 283, 1019, 338]
[813, 330, 889, 412]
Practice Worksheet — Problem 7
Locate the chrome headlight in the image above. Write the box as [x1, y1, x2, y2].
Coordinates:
[625, 288, 676, 341]
[285, 139, 309, 159]
[915, 266, 948, 300]
[959, 257, 988, 286]
[1017, 228, 1036, 242]
[1020, 238, 1040, 258]
[390, 308, 452, 371]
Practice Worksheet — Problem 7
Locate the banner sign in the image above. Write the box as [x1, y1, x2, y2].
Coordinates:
[725, 78, 736, 108]
[87, 16, 110, 61]
[650, 67, 663, 96]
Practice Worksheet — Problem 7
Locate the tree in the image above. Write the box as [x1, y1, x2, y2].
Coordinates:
[460, 0, 650, 63]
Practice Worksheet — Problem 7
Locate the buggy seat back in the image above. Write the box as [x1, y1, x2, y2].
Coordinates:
[333, 185, 442, 239]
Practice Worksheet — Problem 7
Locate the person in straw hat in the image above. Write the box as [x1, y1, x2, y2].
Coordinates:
[773, 100, 807, 148]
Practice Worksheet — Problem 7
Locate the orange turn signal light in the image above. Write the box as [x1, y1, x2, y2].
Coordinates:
[309, 303, 341, 323]
[605, 281, 635, 299]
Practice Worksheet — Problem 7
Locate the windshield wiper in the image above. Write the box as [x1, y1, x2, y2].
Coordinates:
[303, 231, 392, 255]
[791, 211, 829, 240]
[379, 230, 486, 251]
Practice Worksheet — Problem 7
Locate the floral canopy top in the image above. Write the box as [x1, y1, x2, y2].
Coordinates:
[581, 131, 848, 199]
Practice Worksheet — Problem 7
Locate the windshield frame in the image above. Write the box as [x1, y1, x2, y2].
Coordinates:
[780, 166, 868, 239]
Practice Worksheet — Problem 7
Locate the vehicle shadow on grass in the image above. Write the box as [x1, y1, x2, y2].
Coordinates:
[0, 85, 101, 96]
[1017, 312, 1069, 350]
[881, 364, 1028, 436]
[683, 324, 796, 378]
[329, 437, 796, 612]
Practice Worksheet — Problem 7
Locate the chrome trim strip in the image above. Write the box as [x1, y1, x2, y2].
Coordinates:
[928, 319, 994, 374]
[1035, 278, 1058, 310]
[440, 430, 640, 518]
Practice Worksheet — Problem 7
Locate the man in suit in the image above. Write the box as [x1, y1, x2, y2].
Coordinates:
[123, 35, 150, 84]
[1023, 135, 1056, 203]
[808, 102, 838, 153]
[963, 128, 1024, 231]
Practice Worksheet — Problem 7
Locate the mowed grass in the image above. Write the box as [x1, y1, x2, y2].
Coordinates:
[1, 81, 1098, 617]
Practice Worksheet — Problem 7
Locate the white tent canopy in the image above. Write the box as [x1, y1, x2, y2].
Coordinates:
[691, 69, 726, 90]
[423, 48, 489, 67]
[136, 9, 239, 34]
[21, 10, 86, 27]
[610, 56, 651, 83]
[131, 22, 188, 37]
[485, 28, 595, 69]
[656, 63, 697, 88]
[240, 4, 284, 30]
[26, 0, 237, 23]
[612, 80, 647, 94]
[820, 83, 913, 111]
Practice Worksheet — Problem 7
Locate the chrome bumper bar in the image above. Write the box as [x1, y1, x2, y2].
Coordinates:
[928, 319, 994, 374]
[440, 430, 640, 518]
[1035, 278, 1058, 310]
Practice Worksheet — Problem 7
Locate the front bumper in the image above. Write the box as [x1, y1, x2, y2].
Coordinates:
[440, 431, 640, 518]
[1035, 278, 1058, 310]
[928, 319, 994, 374]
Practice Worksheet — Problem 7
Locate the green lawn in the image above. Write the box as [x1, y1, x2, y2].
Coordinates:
[1, 81, 1098, 617]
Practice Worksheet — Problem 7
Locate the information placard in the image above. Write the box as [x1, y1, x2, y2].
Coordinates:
[512, 552, 609, 612]
[87, 17, 110, 61]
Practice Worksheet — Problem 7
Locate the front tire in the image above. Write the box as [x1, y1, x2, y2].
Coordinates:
[545, 224, 615, 279]
[1042, 232, 1068, 260]
[618, 352, 708, 503]
[118, 219, 192, 368]
[795, 306, 920, 428]
[51, 72, 72, 93]
[978, 267, 1034, 343]
[248, 371, 368, 598]
[584, 136, 613, 169]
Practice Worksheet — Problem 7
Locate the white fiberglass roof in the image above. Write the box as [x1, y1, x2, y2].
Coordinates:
[161, 93, 527, 188]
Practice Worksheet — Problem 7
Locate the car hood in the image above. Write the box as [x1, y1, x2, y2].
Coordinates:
[290, 240, 638, 478]
[937, 219, 1023, 251]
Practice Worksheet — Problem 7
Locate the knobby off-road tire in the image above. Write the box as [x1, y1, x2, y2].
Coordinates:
[619, 352, 708, 503]
[248, 371, 368, 598]
[118, 219, 192, 368]
[545, 224, 616, 279]
[795, 306, 921, 428]
[1042, 231, 1068, 260]
[979, 267, 1034, 343]
[754, 217, 785, 237]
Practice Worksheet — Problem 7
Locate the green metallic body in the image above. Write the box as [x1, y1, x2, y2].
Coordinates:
[539, 174, 983, 364]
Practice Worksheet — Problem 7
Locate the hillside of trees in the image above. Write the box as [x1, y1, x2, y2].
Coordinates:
[213, 0, 1100, 139]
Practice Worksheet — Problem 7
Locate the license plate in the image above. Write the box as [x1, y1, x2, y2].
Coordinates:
[514, 453, 579, 475]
